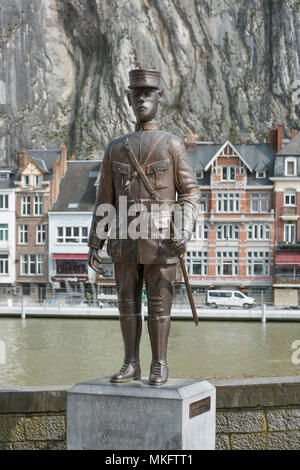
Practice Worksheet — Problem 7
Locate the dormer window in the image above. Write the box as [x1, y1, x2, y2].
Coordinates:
[0, 173, 8, 181]
[256, 171, 266, 179]
[23, 175, 29, 187]
[196, 171, 204, 183]
[35, 175, 42, 187]
[285, 158, 297, 176]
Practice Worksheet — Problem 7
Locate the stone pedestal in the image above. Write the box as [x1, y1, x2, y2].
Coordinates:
[67, 377, 216, 450]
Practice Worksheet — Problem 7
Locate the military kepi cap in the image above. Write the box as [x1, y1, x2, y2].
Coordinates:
[129, 69, 161, 89]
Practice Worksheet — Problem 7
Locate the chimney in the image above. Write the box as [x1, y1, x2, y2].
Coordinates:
[269, 129, 277, 149]
[291, 129, 297, 139]
[184, 138, 196, 151]
[50, 177, 54, 204]
[52, 160, 59, 203]
[277, 124, 283, 152]
[61, 144, 67, 159]
[18, 149, 28, 169]
[61, 144, 67, 175]
[269, 125, 284, 151]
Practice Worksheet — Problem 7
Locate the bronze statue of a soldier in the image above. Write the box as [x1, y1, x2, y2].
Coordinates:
[88, 69, 200, 386]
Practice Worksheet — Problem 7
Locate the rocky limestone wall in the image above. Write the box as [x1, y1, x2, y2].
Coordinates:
[0, 0, 300, 165]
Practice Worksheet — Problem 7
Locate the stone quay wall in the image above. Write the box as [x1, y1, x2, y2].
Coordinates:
[0, 386, 67, 450]
[212, 376, 300, 450]
[0, 377, 300, 450]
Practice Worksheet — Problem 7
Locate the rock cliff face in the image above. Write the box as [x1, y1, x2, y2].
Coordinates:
[0, 0, 299, 165]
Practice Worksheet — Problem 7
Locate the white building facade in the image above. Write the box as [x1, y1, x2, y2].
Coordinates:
[0, 169, 16, 293]
[47, 160, 101, 300]
[48, 212, 96, 291]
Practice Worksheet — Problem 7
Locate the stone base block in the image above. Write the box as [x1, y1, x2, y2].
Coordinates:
[67, 377, 215, 450]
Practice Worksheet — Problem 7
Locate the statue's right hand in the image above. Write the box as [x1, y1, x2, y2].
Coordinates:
[88, 248, 103, 274]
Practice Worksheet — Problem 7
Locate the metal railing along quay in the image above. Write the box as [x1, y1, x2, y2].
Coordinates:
[0, 299, 300, 321]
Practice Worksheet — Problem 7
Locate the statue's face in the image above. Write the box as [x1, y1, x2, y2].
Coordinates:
[128, 87, 162, 122]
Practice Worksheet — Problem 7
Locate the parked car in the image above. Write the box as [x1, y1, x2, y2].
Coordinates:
[206, 290, 256, 309]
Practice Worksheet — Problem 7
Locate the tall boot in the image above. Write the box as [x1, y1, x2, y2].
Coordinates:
[147, 315, 170, 386]
[110, 314, 142, 383]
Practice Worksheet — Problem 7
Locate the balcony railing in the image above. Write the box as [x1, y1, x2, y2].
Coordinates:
[276, 242, 300, 251]
[274, 275, 300, 284]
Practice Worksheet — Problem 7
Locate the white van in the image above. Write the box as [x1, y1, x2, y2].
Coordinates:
[206, 290, 255, 309]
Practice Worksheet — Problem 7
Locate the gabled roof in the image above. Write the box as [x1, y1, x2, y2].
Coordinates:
[204, 141, 253, 171]
[277, 132, 300, 156]
[15, 149, 62, 182]
[186, 141, 276, 178]
[32, 158, 50, 173]
[50, 161, 101, 212]
[25, 150, 61, 173]
[20, 156, 49, 175]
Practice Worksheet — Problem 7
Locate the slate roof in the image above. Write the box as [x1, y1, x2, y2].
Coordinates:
[186, 142, 276, 185]
[236, 143, 275, 173]
[187, 144, 221, 171]
[50, 161, 101, 212]
[0, 167, 18, 189]
[25, 150, 61, 172]
[32, 158, 50, 173]
[277, 131, 300, 156]
[13, 149, 63, 182]
[272, 132, 300, 176]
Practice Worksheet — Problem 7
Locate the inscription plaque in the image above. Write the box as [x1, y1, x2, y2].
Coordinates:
[189, 396, 211, 419]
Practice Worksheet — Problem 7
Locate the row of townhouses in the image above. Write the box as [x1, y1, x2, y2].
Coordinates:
[0, 125, 300, 306]
[0, 146, 100, 302]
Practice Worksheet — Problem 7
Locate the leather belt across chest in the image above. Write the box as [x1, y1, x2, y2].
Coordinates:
[123, 134, 166, 197]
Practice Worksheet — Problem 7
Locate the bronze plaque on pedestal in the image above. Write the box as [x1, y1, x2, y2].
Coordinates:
[189, 396, 211, 419]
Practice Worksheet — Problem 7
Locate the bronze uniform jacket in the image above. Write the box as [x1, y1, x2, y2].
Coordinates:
[88, 129, 201, 264]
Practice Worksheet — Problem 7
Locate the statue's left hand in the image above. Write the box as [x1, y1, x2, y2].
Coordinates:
[168, 238, 186, 258]
[88, 248, 104, 274]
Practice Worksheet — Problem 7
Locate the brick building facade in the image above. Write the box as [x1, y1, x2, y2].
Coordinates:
[185, 138, 276, 303]
[14, 147, 67, 301]
[271, 128, 300, 306]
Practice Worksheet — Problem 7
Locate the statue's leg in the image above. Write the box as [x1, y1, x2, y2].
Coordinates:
[144, 263, 177, 386]
[110, 262, 143, 383]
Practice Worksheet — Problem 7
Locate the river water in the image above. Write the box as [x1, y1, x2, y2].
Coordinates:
[0, 318, 299, 387]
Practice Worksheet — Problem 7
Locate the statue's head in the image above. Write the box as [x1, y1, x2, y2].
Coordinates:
[127, 69, 163, 123]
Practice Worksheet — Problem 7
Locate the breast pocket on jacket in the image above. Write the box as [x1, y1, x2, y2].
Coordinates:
[146, 160, 169, 189]
[112, 161, 130, 189]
